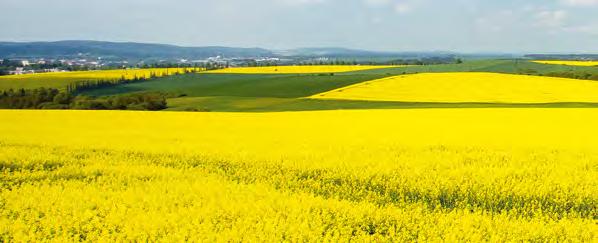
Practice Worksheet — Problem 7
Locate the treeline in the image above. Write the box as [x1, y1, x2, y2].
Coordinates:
[240, 57, 462, 67]
[66, 68, 202, 93]
[243, 61, 286, 67]
[297, 60, 360, 66]
[0, 88, 167, 111]
[71, 93, 167, 110]
[139, 62, 225, 69]
[243, 60, 372, 67]
[525, 54, 598, 61]
[544, 71, 598, 81]
[516, 68, 598, 81]
[383, 57, 463, 65]
[67, 74, 157, 93]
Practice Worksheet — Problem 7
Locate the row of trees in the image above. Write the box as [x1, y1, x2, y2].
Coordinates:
[71, 93, 167, 110]
[384, 57, 463, 65]
[0, 88, 167, 110]
[297, 60, 362, 66]
[545, 71, 598, 81]
[515, 65, 598, 80]
[0, 88, 64, 109]
[66, 68, 205, 93]
[241, 58, 463, 67]
[66, 75, 153, 93]
[137, 62, 227, 69]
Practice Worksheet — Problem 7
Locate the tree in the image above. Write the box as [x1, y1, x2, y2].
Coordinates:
[53, 92, 72, 105]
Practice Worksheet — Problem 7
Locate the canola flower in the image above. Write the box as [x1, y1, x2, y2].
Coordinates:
[533, 60, 598, 67]
[311, 72, 598, 103]
[0, 109, 596, 241]
[205, 65, 399, 74]
[0, 67, 203, 91]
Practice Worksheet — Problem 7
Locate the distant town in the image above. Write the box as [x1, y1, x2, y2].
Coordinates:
[0, 55, 289, 75]
[0, 54, 464, 76]
[0, 55, 372, 76]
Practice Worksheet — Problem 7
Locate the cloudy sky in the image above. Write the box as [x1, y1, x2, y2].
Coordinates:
[1, 0, 598, 53]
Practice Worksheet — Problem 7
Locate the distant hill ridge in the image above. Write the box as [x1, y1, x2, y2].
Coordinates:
[0, 40, 457, 59]
[0, 41, 273, 59]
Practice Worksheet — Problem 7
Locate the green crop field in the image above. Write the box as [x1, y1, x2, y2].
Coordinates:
[80, 73, 388, 98]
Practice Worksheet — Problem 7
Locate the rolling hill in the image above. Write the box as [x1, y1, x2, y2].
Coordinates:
[0, 41, 273, 59]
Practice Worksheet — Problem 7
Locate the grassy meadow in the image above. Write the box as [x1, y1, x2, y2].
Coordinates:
[1, 61, 597, 241]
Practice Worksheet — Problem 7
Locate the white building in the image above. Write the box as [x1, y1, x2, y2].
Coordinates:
[9, 67, 28, 75]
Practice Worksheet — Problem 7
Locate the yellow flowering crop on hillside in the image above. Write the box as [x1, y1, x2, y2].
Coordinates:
[0, 67, 203, 91]
[0, 109, 596, 241]
[533, 60, 598, 66]
[311, 72, 598, 103]
[205, 65, 398, 74]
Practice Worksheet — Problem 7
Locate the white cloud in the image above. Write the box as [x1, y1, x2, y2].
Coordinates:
[561, 0, 598, 6]
[363, 0, 391, 6]
[534, 10, 567, 28]
[362, 0, 418, 14]
[564, 23, 598, 35]
[281, 0, 326, 6]
[473, 9, 521, 34]
[370, 16, 384, 24]
[394, 2, 412, 13]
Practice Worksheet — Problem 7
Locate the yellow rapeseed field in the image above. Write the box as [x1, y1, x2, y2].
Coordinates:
[0, 67, 202, 91]
[0, 109, 596, 241]
[533, 60, 598, 66]
[205, 65, 398, 74]
[311, 72, 598, 103]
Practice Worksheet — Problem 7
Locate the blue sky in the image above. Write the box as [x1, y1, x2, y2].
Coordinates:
[1, 0, 598, 53]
